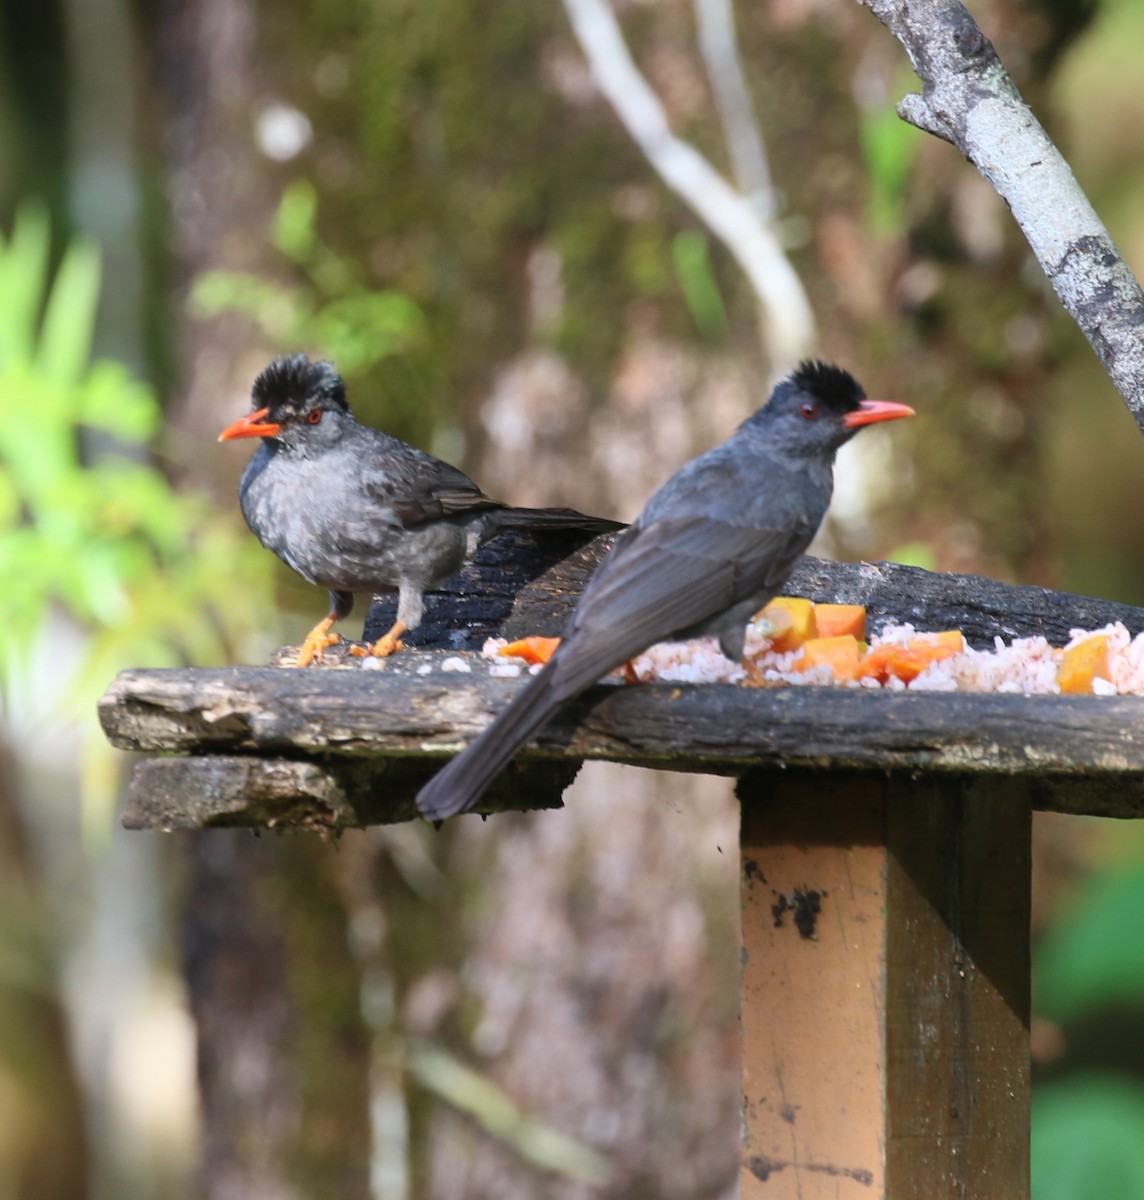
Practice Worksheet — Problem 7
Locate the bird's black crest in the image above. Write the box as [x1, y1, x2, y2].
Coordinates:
[252, 354, 349, 413]
[789, 360, 866, 413]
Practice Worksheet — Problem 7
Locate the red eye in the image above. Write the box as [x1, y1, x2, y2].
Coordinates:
[306, 409, 322, 424]
[800, 401, 819, 419]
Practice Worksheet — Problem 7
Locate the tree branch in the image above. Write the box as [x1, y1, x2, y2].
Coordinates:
[562, 0, 816, 366]
[861, 0, 1144, 431]
[694, 0, 775, 218]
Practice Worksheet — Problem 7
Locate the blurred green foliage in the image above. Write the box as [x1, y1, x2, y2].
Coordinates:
[671, 230, 729, 339]
[1035, 864, 1144, 1025]
[191, 179, 426, 377]
[884, 540, 939, 571]
[0, 202, 272, 707]
[409, 1041, 610, 1185]
[1033, 1075, 1144, 1200]
[859, 101, 923, 237]
[1032, 860, 1144, 1198]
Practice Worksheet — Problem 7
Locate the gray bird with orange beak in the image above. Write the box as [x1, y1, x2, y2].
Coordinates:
[416, 360, 913, 822]
[220, 354, 623, 666]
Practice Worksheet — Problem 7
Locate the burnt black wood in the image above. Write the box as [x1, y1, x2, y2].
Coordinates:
[787, 558, 1144, 649]
[360, 543, 1144, 653]
[360, 528, 616, 648]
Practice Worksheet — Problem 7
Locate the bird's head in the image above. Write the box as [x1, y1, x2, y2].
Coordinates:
[753, 361, 913, 457]
[219, 354, 351, 453]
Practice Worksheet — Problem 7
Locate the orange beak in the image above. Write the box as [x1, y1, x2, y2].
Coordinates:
[842, 399, 915, 429]
[218, 407, 283, 441]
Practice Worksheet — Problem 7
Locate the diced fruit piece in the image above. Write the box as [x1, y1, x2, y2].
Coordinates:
[859, 630, 966, 684]
[1057, 634, 1111, 695]
[499, 636, 561, 665]
[758, 597, 817, 652]
[813, 603, 867, 641]
[795, 635, 863, 680]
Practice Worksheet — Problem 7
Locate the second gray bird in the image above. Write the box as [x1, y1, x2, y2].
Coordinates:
[220, 354, 623, 666]
[416, 360, 913, 821]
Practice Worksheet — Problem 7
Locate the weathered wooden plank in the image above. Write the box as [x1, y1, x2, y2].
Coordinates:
[739, 773, 888, 1198]
[739, 771, 1031, 1200]
[884, 775, 1031, 1199]
[122, 756, 361, 831]
[120, 754, 575, 831]
[100, 659, 1144, 818]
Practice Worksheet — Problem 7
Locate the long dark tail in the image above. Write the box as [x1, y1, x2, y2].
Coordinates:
[487, 506, 624, 536]
[416, 661, 571, 821]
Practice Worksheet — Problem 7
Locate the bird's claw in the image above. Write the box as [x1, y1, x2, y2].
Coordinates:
[290, 624, 338, 672]
[350, 620, 408, 660]
[290, 633, 338, 672]
[349, 634, 405, 660]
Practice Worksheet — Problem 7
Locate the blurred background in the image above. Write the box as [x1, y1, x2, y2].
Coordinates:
[2, 0, 1144, 1195]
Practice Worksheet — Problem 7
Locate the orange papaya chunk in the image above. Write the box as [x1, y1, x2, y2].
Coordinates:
[859, 630, 965, 684]
[795, 634, 863, 681]
[1057, 634, 1111, 695]
[499, 636, 561, 665]
[759, 597, 817, 653]
[813, 603, 867, 641]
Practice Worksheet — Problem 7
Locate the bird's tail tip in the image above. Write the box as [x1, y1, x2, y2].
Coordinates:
[415, 769, 478, 823]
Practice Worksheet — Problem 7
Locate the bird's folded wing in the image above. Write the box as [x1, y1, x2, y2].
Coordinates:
[549, 513, 811, 696]
[365, 454, 504, 527]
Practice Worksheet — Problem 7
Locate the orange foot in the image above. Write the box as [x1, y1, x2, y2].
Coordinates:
[292, 616, 341, 668]
[349, 620, 407, 661]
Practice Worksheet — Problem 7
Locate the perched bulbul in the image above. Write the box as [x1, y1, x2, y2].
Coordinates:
[416, 361, 913, 821]
[219, 355, 623, 666]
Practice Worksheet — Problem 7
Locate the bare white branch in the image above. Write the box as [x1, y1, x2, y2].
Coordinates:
[694, 0, 775, 218]
[562, 0, 816, 367]
[862, 0, 1144, 431]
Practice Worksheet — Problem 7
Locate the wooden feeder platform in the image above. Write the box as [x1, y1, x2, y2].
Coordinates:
[99, 540, 1144, 1200]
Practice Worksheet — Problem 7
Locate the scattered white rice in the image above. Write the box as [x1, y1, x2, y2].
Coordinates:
[441, 656, 472, 673]
[477, 619, 1144, 695]
[626, 637, 746, 684]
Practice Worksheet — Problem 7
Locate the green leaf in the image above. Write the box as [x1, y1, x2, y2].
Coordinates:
[79, 360, 160, 443]
[1032, 1075, 1144, 1200]
[310, 290, 425, 371]
[272, 178, 319, 263]
[190, 270, 305, 338]
[859, 104, 921, 237]
[0, 202, 51, 367]
[190, 270, 288, 317]
[37, 236, 101, 387]
[672, 230, 728, 338]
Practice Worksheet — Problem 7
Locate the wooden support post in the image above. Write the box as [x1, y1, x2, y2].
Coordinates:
[738, 771, 1031, 1199]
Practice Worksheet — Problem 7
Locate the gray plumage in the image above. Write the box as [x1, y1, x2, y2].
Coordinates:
[416, 361, 913, 821]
